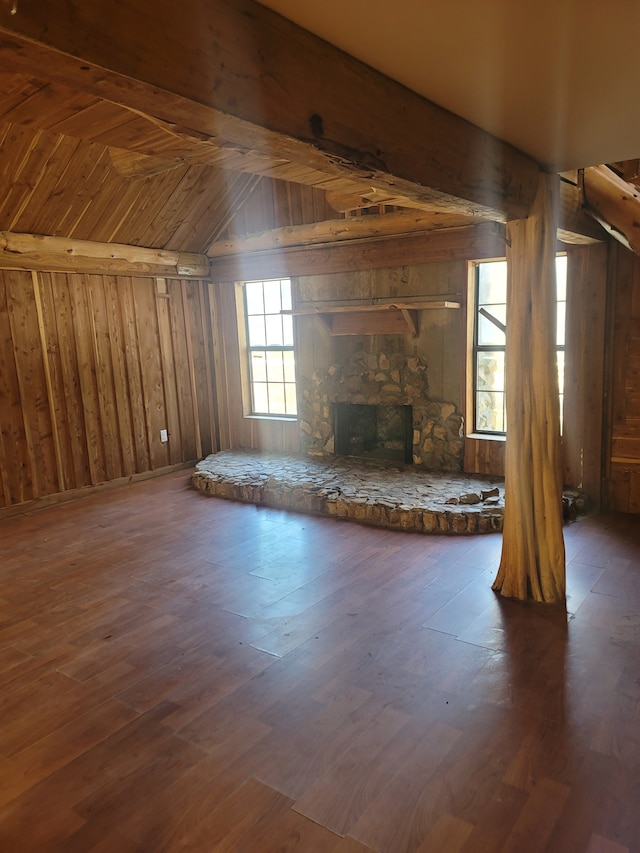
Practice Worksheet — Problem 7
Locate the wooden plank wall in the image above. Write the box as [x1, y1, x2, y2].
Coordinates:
[562, 243, 608, 504]
[464, 437, 505, 478]
[604, 243, 640, 512]
[0, 269, 217, 513]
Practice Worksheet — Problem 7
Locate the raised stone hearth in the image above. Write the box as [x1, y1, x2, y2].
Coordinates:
[192, 450, 506, 535]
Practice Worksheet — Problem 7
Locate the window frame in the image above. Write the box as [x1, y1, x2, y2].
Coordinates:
[472, 259, 508, 435]
[236, 277, 298, 420]
[469, 255, 567, 437]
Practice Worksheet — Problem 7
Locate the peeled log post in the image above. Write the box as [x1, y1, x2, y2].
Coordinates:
[492, 172, 566, 604]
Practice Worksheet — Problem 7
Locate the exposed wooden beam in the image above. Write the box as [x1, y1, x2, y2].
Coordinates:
[0, 0, 539, 221]
[211, 222, 507, 281]
[558, 177, 606, 245]
[207, 211, 482, 257]
[0, 232, 210, 279]
[582, 164, 640, 255]
[207, 190, 605, 258]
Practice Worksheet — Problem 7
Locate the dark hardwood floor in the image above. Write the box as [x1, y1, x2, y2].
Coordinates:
[0, 470, 638, 852]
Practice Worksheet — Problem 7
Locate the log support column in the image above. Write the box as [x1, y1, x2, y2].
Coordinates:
[492, 172, 566, 604]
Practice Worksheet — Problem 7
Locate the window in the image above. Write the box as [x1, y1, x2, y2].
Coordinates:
[472, 256, 567, 434]
[242, 278, 297, 417]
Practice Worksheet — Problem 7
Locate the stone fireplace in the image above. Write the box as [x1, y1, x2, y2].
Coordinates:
[298, 342, 465, 471]
[334, 402, 413, 463]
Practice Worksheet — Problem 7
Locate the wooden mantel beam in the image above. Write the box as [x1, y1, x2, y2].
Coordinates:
[0, 0, 539, 222]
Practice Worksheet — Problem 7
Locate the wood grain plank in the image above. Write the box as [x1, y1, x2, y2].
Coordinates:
[155, 279, 183, 464]
[293, 704, 410, 835]
[5, 267, 58, 497]
[499, 777, 570, 852]
[180, 279, 203, 459]
[103, 274, 137, 476]
[0, 270, 31, 505]
[132, 276, 170, 469]
[170, 777, 294, 851]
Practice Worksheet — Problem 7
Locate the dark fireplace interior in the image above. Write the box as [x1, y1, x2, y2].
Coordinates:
[334, 403, 413, 463]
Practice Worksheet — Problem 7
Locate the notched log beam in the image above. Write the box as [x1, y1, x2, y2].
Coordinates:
[0, 0, 540, 221]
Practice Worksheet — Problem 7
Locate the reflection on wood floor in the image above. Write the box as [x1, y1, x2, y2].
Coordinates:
[0, 470, 638, 851]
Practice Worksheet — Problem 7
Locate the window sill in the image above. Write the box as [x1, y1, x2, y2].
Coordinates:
[466, 432, 506, 442]
[244, 414, 298, 422]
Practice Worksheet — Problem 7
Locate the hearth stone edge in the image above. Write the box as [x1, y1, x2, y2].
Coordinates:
[192, 450, 505, 535]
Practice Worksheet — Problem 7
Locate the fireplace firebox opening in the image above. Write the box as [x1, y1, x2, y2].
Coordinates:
[334, 403, 413, 464]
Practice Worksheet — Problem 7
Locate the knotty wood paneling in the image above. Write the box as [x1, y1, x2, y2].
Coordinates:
[562, 243, 608, 504]
[5, 268, 59, 499]
[0, 117, 345, 257]
[0, 271, 32, 506]
[464, 436, 506, 477]
[216, 177, 337, 246]
[0, 269, 217, 513]
[604, 243, 640, 512]
[37, 272, 92, 491]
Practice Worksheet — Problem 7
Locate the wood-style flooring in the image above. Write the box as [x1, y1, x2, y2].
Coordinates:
[0, 470, 638, 851]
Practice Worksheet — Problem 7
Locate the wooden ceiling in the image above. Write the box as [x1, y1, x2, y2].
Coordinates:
[0, 68, 491, 256]
[0, 68, 357, 254]
[0, 2, 611, 259]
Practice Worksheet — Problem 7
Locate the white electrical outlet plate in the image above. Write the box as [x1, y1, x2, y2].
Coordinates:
[160, 429, 168, 443]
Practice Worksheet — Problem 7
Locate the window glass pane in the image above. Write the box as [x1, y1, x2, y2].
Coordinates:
[263, 281, 283, 314]
[266, 350, 284, 382]
[247, 315, 266, 347]
[252, 382, 269, 413]
[268, 383, 286, 414]
[282, 313, 294, 346]
[283, 350, 296, 383]
[476, 390, 505, 432]
[265, 314, 284, 346]
[556, 256, 567, 300]
[477, 351, 505, 392]
[285, 383, 297, 415]
[556, 301, 566, 346]
[477, 307, 506, 346]
[250, 350, 267, 382]
[280, 280, 292, 311]
[478, 262, 507, 305]
[557, 350, 565, 396]
[245, 281, 264, 315]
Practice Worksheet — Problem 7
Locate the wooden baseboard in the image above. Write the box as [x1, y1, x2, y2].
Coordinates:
[0, 461, 198, 520]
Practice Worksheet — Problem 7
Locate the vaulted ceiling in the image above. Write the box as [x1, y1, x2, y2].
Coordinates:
[0, 67, 483, 256]
[0, 0, 635, 258]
